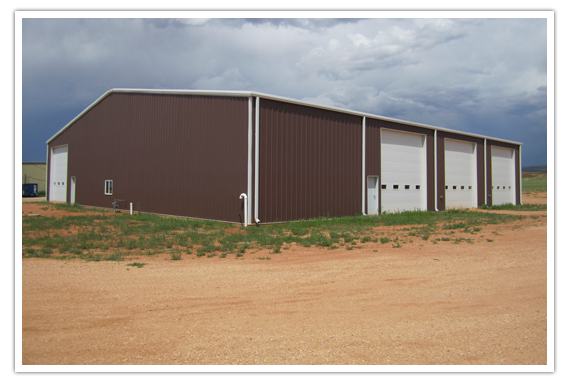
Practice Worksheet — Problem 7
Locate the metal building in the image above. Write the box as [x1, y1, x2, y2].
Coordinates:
[46, 89, 522, 225]
[22, 162, 47, 193]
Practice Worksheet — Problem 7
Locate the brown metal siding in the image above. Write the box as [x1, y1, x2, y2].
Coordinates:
[437, 132, 485, 210]
[367, 118, 435, 212]
[258, 99, 362, 222]
[486, 140, 521, 206]
[48, 92, 249, 222]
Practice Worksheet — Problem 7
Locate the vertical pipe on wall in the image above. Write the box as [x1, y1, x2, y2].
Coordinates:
[362, 116, 366, 215]
[247, 97, 253, 225]
[484, 138, 488, 206]
[434, 130, 438, 211]
[240, 193, 248, 227]
[255, 96, 260, 223]
[519, 145, 523, 205]
[45, 144, 50, 202]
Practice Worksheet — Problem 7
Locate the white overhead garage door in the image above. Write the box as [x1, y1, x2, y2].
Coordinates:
[445, 139, 477, 209]
[49, 145, 68, 202]
[381, 129, 427, 213]
[491, 146, 515, 205]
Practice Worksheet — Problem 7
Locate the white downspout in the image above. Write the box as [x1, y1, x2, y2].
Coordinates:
[240, 193, 248, 227]
[255, 96, 260, 224]
[247, 97, 253, 225]
[519, 145, 523, 205]
[362, 116, 366, 215]
[45, 144, 49, 202]
[484, 138, 488, 206]
[434, 130, 438, 211]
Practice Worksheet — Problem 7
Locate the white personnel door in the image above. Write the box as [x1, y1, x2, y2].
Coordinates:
[445, 139, 477, 209]
[367, 176, 379, 215]
[49, 145, 68, 202]
[381, 129, 427, 213]
[70, 176, 76, 204]
[491, 146, 516, 205]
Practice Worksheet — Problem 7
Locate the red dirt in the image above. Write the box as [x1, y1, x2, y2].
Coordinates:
[21, 193, 548, 366]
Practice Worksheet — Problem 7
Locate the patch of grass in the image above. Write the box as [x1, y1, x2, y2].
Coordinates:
[453, 237, 473, 244]
[22, 206, 526, 260]
[170, 249, 181, 261]
[105, 252, 123, 261]
[523, 176, 547, 192]
[127, 262, 146, 268]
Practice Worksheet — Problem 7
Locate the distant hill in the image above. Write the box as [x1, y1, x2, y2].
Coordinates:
[522, 165, 547, 173]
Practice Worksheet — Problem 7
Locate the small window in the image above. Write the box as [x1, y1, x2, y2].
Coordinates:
[503, 186, 506, 190]
[405, 185, 410, 190]
[445, 185, 448, 190]
[381, 184, 386, 190]
[453, 186, 457, 190]
[469, 186, 472, 190]
[393, 185, 399, 190]
[461, 186, 465, 190]
[508, 186, 512, 189]
[416, 185, 420, 190]
[105, 180, 113, 195]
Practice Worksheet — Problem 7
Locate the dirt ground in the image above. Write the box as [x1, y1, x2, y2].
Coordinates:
[21, 193, 548, 366]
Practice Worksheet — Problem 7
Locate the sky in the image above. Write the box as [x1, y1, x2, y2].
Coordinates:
[20, 15, 549, 166]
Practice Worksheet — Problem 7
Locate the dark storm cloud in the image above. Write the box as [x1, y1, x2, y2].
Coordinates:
[20, 16, 548, 166]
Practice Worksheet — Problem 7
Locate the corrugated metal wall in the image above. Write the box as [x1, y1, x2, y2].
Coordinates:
[22, 163, 47, 192]
[486, 140, 521, 206]
[48, 92, 249, 222]
[258, 99, 363, 222]
[436, 132, 485, 210]
[366, 118, 435, 212]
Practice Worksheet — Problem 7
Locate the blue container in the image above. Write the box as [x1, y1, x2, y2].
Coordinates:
[22, 183, 38, 197]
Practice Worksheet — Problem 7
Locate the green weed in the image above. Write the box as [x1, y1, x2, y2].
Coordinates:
[170, 249, 182, 261]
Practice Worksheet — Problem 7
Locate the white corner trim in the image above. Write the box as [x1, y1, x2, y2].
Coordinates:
[255, 96, 260, 222]
[362, 116, 366, 215]
[247, 97, 253, 225]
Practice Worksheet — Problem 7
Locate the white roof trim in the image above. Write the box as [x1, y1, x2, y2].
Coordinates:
[47, 88, 523, 146]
